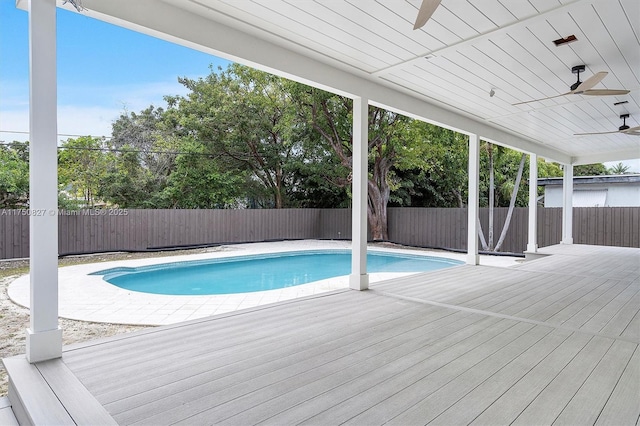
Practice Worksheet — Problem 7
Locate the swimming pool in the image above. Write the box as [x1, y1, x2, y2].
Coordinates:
[91, 250, 463, 295]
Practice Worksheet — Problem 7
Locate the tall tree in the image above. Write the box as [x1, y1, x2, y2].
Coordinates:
[479, 145, 533, 251]
[494, 153, 526, 252]
[159, 140, 247, 208]
[390, 124, 469, 208]
[0, 142, 29, 208]
[608, 162, 631, 175]
[98, 145, 154, 208]
[291, 87, 430, 240]
[110, 106, 177, 197]
[58, 136, 109, 207]
[166, 64, 302, 208]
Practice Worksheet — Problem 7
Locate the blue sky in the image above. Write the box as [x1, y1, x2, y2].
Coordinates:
[0, 0, 228, 142]
[0, 1, 637, 172]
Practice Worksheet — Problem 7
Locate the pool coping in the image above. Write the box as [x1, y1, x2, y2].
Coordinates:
[7, 240, 521, 325]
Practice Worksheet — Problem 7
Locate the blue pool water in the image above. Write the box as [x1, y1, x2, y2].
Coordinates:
[91, 250, 462, 295]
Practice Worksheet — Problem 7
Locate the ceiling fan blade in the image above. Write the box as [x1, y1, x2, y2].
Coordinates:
[512, 92, 570, 106]
[621, 126, 640, 135]
[575, 125, 640, 136]
[571, 71, 607, 94]
[581, 89, 631, 96]
[413, 0, 441, 30]
[574, 130, 620, 136]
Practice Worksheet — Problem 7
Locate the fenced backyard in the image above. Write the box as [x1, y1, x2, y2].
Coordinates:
[1, 207, 638, 260]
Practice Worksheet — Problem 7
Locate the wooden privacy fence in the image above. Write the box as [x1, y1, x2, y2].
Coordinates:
[0, 207, 638, 259]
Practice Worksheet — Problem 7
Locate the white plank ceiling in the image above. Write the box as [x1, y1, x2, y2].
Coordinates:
[83, 0, 640, 162]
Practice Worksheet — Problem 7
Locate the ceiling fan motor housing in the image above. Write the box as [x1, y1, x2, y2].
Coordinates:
[570, 65, 586, 91]
[619, 114, 630, 131]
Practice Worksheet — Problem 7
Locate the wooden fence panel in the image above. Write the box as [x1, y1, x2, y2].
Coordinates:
[317, 209, 351, 240]
[0, 207, 638, 259]
[388, 208, 469, 251]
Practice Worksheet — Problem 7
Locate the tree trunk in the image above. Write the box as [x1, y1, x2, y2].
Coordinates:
[367, 177, 390, 240]
[367, 152, 392, 241]
[494, 153, 526, 252]
[453, 189, 464, 208]
[478, 217, 489, 251]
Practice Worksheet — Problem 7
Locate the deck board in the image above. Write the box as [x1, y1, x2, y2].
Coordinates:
[214, 320, 530, 426]
[0, 397, 18, 426]
[371, 246, 640, 341]
[553, 339, 637, 425]
[106, 303, 461, 419]
[97, 300, 453, 405]
[469, 334, 613, 425]
[6, 244, 638, 425]
[510, 340, 633, 425]
[261, 316, 507, 426]
[595, 345, 640, 425]
[426, 330, 591, 425]
[72, 291, 402, 392]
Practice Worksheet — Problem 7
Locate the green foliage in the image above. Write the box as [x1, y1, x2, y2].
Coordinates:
[290, 85, 437, 238]
[0, 142, 29, 208]
[58, 136, 109, 207]
[109, 106, 176, 198]
[607, 162, 631, 175]
[537, 160, 563, 178]
[159, 140, 246, 208]
[390, 124, 469, 207]
[98, 145, 155, 208]
[166, 64, 303, 208]
[574, 163, 608, 176]
[70, 62, 607, 235]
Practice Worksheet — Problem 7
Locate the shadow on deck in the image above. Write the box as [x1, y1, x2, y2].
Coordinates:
[3, 244, 639, 425]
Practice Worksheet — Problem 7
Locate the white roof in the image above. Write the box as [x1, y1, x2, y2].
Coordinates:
[22, 0, 640, 165]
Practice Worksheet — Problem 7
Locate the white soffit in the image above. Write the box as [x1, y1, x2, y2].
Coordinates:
[20, 0, 640, 164]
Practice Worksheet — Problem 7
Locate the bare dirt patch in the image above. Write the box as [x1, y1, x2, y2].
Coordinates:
[0, 247, 224, 396]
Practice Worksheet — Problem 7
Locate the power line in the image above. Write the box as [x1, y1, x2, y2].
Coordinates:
[0, 141, 213, 156]
[0, 130, 112, 139]
[0, 141, 255, 160]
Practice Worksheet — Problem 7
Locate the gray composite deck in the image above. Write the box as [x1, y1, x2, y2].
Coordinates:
[6, 244, 640, 425]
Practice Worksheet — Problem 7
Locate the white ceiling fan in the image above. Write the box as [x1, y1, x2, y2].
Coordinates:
[413, 0, 442, 30]
[513, 65, 630, 106]
[574, 114, 640, 136]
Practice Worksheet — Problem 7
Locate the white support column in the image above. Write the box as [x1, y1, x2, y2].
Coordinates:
[350, 96, 369, 290]
[561, 163, 574, 245]
[527, 154, 538, 252]
[26, 0, 62, 363]
[467, 134, 480, 265]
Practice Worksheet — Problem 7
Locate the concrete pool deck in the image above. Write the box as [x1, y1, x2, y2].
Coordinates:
[8, 240, 521, 325]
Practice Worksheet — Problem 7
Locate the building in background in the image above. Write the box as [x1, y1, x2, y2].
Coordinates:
[538, 175, 640, 207]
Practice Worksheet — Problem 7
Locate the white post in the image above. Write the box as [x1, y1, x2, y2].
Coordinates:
[561, 163, 574, 245]
[350, 96, 369, 290]
[527, 154, 538, 252]
[26, 0, 62, 363]
[467, 134, 480, 265]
